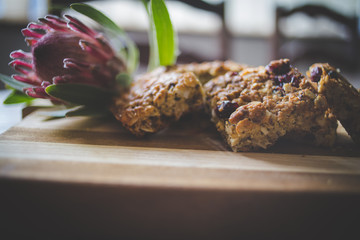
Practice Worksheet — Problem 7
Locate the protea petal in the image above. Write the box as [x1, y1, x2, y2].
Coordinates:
[27, 22, 48, 30]
[21, 28, 44, 39]
[64, 15, 97, 38]
[25, 87, 47, 98]
[39, 18, 68, 31]
[10, 50, 32, 60]
[79, 40, 110, 61]
[12, 74, 38, 86]
[13, 66, 31, 76]
[41, 81, 51, 88]
[52, 75, 68, 84]
[45, 15, 68, 26]
[63, 58, 90, 70]
[25, 38, 38, 46]
[9, 59, 33, 70]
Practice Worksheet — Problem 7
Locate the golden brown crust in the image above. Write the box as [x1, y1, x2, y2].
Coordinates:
[139, 61, 247, 85]
[175, 60, 247, 84]
[111, 71, 205, 136]
[308, 63, 360, 145]
[204, 59, 337, 151]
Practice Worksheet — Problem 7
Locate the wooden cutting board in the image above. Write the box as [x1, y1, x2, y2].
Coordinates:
[1, 109, 360, 239]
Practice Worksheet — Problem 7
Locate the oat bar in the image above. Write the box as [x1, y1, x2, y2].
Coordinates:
[204, 59, 337, 151]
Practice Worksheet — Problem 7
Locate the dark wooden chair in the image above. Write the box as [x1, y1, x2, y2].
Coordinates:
[177, 0, 228, 62]
[272, 4, 359, 69]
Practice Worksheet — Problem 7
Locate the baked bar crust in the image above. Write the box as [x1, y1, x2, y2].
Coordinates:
[111, 71, 205, 136]
[139, 61, 246, 85]
[204, 59, 337, 152]
[308, 63, 360, 145]
[174, 60, 247, 84]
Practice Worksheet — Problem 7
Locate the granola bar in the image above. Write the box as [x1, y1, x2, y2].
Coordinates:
[204, 59, 337, 151]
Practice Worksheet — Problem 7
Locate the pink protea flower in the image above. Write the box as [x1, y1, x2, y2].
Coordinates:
[9, 15, 126, 100]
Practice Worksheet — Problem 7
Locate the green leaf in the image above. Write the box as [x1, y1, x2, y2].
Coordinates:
[151, 0, 176, 66]
[3, 90, 34, 105]
[142, 0, 158, 70]
[0, 73, 33, 92]
[45, 84, 115, 106]
[71, 3, 124, 33]
[145, 0, 177, 70]
[141, 0, 150, 9]
[116, 73, 132, 87]
[70, 3, 139, 74]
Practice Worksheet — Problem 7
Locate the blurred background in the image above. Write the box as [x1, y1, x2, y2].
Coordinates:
[1, 0, 360, 86]
[0, 0, 359, 133]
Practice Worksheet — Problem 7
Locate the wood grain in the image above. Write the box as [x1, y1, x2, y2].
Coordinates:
[1, 110, 360, 239]
[0, 110, 359, 192]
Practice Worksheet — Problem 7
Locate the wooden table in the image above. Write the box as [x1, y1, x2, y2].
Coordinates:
[1, 109, 359, 239]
